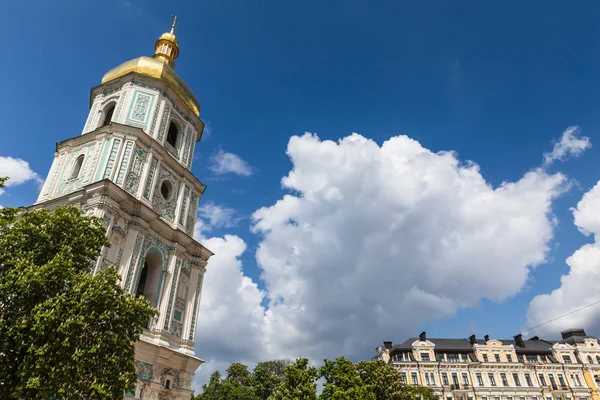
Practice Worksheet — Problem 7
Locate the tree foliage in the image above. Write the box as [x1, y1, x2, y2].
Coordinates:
[0, 205, 155, 399]
[195, 357, 433, 400]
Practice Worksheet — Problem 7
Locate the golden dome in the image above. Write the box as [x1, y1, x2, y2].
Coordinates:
[101, 56, 200, 117]
[100, 16, 200, 118]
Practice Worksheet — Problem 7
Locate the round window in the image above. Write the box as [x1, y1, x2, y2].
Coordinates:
[160, 180, 173, 200]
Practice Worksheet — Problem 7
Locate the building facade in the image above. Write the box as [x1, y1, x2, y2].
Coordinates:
[375, 329, 600, 400]
[30, 19, 211, 400]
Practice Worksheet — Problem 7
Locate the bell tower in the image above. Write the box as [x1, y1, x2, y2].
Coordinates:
[33, 18, 212, 400]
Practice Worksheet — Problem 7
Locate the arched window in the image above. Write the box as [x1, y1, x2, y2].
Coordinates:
[70, 155, 84, 179]
[102, 103, 115, 126]
[166, 121, 179, 148]
[588, 355, 593, 364]
[135, 252, 162, 307]
[597, 356, 600, 364]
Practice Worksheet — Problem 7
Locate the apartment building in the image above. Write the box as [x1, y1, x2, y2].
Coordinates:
[374, 329, 600, 400]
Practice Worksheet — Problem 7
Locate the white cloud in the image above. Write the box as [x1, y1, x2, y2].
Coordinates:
[192, 235, 268, 391]
[192, 131, 570, 389]
[194, 202, 242, 242]
[526, 181, 600, 337]
[209, 149, 253, 177]
[0, 156, 42, 195]
[543, 126, 591, 167]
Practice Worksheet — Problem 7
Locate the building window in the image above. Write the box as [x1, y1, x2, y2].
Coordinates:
[483, 354, 489, 362]
[539, 374, 547, 386]
[442, 373, 449, 385]
[563, 356, 572, 364]
[519, 397, 525, 400]
[549, 375, 557, 390]
[462, 373, 469, 385]
[517, 354, 524, 363]
[507, 354, 513, 362]
[135, 252, 162, 307]
[588, 355, 593, 364]
[507, 397, 513, 400]
[476, 373, 484, 386]
[400, 372, 407, 383]
[160, 180, 173, 201]
[532, 397, 538, 400]
[452, 373, 459, 385]
[558, 375, 566, 388]
[166, 121, 179, 148]
[421, 352, 430, 361]
[513, 373, 521, 386]
[411, 372, 418, 385]
[500, 373, 508, 386]
[425, 373, 430, 386]
[575, 375, 582, 387]
[525, 374, 532, 387]
[527, 354, 538, 363]
[481, 397, 487, 400]
[489, 374, 496, 386]
[70, 155, 84, 179]
[102, 103, 115, 126]
[596, 356, 600, 364]
[448, 353, 459, 362]
[495, 354, 501, 362]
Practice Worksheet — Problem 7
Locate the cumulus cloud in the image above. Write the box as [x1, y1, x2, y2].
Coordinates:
[209, 149, 253, 177]
[194, 202, 242, 241]
[193, 235, 268, 390]
[0, 156, 42, 195]
[543, 126, 591, 167]
[526, 182, 600, 337]
[192, 131, 570, 389]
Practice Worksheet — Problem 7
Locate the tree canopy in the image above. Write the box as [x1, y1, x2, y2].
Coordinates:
[0, 203, 155, 399]
[194, 357, 433, 400]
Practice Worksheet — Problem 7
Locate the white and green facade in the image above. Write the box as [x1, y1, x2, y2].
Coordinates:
[32, 55, 212, 400]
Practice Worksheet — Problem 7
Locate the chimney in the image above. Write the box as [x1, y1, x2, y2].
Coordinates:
[419, 331, 427, 341]
[514, 334, 525, 348]
[383, 341, 393, 350]
[469, 334, 477, 345]
[561, 329, 587, 340]
[484, 335, 489, 342]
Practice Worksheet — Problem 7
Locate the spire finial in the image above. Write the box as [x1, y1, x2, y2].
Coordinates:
[170, 15, 178, 34]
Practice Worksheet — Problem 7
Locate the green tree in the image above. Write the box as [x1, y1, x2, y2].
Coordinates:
[196, 370, 224, 400]
[252, 359, 291, 400]
[221, 363, 257, 400]
[356, 360, 434, 400]
[0, 176, 6, 188]
[0, 205, 155, 399]
[319, 357, 375, 400]
[271, 358, 318, 400]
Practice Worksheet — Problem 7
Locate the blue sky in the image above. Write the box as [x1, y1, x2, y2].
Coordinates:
[3, 0, 600, 382]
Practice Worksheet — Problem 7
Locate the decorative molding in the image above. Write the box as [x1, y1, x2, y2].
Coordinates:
[151, 165, 181, 223]
[185, 192, 198, 235]
[115, 140, 133, 185]
[157, 103, 171, 143]
[124, 145, 148, 195]
[124, 233, 145, 292]
[188, 274, 204, 341]
[135, 360, 153, 382]
[103, 139, 121, 179]
[163, 259, 181, 331]
[179, 186, 190, 226]
[143, 156, 158, 200]
[83, 100, 100, 133]
[182, 126, 193, 167]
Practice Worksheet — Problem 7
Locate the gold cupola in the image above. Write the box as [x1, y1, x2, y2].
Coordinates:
[100, 16, 201, 119]
[153, 16, 180, 67]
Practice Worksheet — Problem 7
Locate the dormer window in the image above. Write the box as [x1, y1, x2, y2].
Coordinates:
[102, 103, 115, 126]
[70, 155, 84, 179]
[166, 121, 179, 148]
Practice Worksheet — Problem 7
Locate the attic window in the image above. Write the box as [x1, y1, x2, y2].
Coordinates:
[70, 155, 84, 179]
